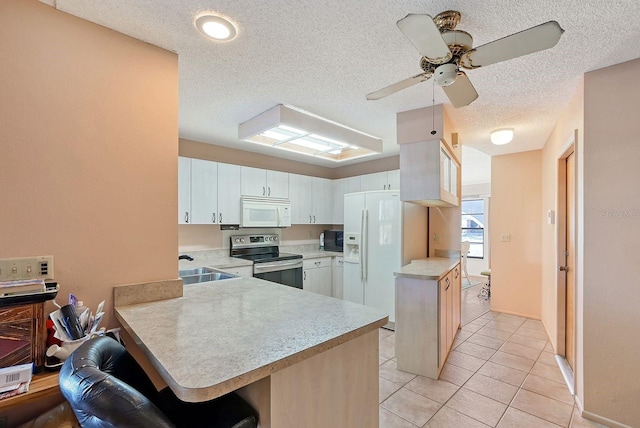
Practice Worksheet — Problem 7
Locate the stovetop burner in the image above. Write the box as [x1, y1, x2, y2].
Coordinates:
[229, 234, 302, 263]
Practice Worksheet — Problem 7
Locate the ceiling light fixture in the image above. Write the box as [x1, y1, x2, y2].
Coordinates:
[194, 14, 237, 41]
[238, 105, 383, 162]
[490, 128, 514, 145]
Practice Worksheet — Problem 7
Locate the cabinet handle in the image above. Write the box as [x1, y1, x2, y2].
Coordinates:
[315, 261, 320, 266]
[313, 215, 316, 223]
[303, 271, 306, 280]
[455, 268, 459, 279]
[309, 215, 312, 223]
[184, 212, 189, 223]
[212, 212, 216, 223]
[263, 186, 266, 196]
[445, 277, 451, 291]
[219, 212, 222, 223]
[268, 187, 271, 196]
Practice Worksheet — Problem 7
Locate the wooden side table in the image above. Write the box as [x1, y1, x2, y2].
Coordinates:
[0, 372, 64, 427]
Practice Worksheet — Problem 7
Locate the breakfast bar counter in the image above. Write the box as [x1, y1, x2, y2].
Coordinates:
[115, 277, 387, 427]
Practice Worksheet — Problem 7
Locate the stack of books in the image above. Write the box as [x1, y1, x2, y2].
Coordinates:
[0, 363, 32, 400]
[0, 279, 46, 297]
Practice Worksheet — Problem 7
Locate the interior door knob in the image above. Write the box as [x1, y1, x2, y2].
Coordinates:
[559, 266, 569, 272]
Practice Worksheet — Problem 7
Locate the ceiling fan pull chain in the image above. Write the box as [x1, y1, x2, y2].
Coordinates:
[431, 79, 437, 135]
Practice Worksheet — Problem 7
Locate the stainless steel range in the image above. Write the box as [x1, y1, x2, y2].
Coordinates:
[230, 234, 303, 289]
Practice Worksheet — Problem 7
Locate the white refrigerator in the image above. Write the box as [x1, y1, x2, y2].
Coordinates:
[343, 190, 428, 328]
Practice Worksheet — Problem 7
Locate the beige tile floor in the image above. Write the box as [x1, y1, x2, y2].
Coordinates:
[378, 312, 608, 427]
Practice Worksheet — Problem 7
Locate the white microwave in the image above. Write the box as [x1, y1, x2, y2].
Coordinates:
[241, 196, 291, 228]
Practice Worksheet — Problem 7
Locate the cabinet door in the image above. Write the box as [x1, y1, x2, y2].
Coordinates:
[311, 177, 332, 224]
[190, 159, 218, 224]
[332, 176, 361, 224]
[217, 163, 241, 224]
[266, 170, 289, 198]
[178, 157, 191, 224]
[304, 266, 332, 296]
[360, 172, 387, 191]
[387, 170, 400, 190]
[240, 166, 267, 197]
[452, 263, 461, 334]
[289, 174, 313, 224]
[332, 257, 344, 299]
[438, 273, 451, 367]
[446, 272, 453, 352]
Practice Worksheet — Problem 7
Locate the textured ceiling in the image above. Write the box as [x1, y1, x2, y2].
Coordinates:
[50, 0, 640, 168]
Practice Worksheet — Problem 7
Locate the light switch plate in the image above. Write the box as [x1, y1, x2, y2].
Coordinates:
[500, 233, 511, 242]
[0, 256, 54, 281]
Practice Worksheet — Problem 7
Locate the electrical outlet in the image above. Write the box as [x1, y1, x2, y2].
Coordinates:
[0, 256, 54, 281]
[500, 233, 511, 242]
[433, 234, 440, 243]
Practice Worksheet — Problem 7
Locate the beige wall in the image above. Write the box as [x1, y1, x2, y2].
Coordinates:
[539, 81, 584, 355]
[0, 0, 178, 328]
[490, 151, 542, 318]
[579, 58, 640, 426]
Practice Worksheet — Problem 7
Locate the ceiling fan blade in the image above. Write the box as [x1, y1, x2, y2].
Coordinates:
[459, 21, 564, 69]
[397, 14, 452, 64]
[366, 72, 432, 100]
[442, 71, 478, 108]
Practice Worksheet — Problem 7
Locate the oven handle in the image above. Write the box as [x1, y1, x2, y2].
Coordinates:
[253, 260, 303, 273]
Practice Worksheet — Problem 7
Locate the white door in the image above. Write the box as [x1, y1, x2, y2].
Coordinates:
[266, 170, 289, 198]
[178, 157, 191, 224]
[343, 192, 365, 304]
[217, 163, 241, 224]
[312, 177, 332, 224]
[289, 174, 313, 224]
[240, 166, 267, 197]
[363, 191, 402, 324]
[360, 172, 387, 191]
[332, 176, 361, 224]
[190, 159, 218, 224]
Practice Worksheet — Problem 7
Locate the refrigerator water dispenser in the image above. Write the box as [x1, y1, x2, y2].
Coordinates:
[344, 233, 360, 263]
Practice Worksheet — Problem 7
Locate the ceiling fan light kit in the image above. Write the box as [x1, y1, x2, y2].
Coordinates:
[490, 128, 514, 145]
[238, 104, 382, 162]
[367, 11, 564, 108]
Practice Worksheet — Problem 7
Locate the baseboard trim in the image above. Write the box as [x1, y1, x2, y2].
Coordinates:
[575, 396, 633, 428]
[489, 308, 541, 320]
[554, 355, 574, 396]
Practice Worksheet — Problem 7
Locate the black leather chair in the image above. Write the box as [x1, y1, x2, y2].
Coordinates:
[59, 336, 257, 428]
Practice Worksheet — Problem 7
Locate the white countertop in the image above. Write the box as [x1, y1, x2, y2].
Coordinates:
[115, 277, 387, 403]
[394, 257, 460, 280]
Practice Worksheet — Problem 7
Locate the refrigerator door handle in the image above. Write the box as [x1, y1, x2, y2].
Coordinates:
[362, 208, 368, 281]
[360, 208, 365, 280]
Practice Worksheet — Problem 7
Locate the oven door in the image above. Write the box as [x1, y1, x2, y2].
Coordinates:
[253, 259, 303, 289]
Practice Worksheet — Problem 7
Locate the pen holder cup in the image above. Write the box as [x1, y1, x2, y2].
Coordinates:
[46, 335, 90, 361]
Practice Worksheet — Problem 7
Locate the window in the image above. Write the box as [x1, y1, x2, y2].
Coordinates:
[461, 199, 485, 258]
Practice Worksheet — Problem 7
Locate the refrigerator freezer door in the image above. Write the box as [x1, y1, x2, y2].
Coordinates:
[343, 259, 364, 304]
[363, 191, 402, 324]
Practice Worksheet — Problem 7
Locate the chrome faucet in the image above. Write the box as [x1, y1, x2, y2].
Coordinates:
[178, 254, 194, 261]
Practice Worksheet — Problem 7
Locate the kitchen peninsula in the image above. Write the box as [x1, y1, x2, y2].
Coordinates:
[394, 257, 462, 379]
[115, 277, 387, 427]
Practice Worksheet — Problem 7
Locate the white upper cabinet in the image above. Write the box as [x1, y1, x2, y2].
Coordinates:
[289, 174, 332, 224]
[400, 140, 460, 207]
[240, 166, 288, 198]
[312, 177, 332, 224]
[217, 163, 241, 224]
[190, 159, 218, 224]
[360, 170, 400, 191]
[332, 176, 361, 224]
[289, 174, 313, 224]
[178, 157, 191, 224]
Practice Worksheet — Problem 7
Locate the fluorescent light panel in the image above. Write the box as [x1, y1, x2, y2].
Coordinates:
[238, 105, 382, 162]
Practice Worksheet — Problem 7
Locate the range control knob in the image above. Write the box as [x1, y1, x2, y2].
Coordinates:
[273, 236, 278, 241]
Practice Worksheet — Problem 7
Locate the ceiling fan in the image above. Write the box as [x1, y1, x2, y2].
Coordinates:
[367, 11, 564, 107]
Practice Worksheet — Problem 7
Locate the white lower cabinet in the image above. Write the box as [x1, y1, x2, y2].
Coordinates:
[332, 257, 344, 299]
[303, 258, 332, 296]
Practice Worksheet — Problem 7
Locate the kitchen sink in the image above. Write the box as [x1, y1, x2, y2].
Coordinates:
[179, 267, 240, 285]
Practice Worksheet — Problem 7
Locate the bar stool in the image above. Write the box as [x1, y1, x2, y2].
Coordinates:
[479, 269, 491, 300]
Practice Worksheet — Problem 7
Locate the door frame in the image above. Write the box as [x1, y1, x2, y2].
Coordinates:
[555, 134, 577, 377]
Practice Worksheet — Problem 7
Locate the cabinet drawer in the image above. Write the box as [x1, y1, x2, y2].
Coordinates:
[303, 257, 332, 269]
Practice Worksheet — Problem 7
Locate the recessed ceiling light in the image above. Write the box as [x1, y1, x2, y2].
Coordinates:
[490, 128, 514, 145]
[194, 14, 237, 41]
